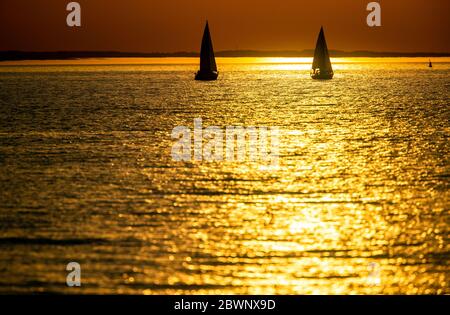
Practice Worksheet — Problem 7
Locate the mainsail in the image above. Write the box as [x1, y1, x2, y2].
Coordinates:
[311, 26, 333, 79]
[195, 21, 218, 80]
[199, 22, 217, 73]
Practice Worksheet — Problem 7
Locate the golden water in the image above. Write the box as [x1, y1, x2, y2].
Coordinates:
[0, 58, 448, 294]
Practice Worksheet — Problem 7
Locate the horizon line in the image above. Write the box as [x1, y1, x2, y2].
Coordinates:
[1, 50, 450, 61]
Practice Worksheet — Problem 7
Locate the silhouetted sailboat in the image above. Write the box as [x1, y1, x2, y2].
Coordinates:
[429, 59, 433, 68]
[195, 21, 218, 81]
[311, 26, 334, 80]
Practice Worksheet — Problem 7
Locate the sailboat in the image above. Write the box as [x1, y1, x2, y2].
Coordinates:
[311, 26, 334, 80]
[429, 59, 433, 68]
[195, 21, 218, 81]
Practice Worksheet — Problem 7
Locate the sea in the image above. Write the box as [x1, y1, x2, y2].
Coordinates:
[0, 57, 448, 294]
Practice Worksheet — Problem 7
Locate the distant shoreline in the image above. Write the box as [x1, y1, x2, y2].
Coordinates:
[1, 50, 450, 61]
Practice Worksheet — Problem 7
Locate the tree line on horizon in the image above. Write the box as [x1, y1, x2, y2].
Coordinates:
[1, 50, 449, 61]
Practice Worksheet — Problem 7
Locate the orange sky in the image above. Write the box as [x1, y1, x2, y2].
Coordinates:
[1, 0, 449, 52]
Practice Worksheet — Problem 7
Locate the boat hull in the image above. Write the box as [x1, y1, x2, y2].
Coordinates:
[311, 71, 334, 80]
[195, 71, 218, 81]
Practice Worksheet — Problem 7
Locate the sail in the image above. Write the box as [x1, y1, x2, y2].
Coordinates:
[199, 22, 217, 73]
[312, 27, 332, 72]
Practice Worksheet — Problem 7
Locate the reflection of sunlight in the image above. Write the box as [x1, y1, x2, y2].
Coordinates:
[2, 56, 449, 68]
[258, 164, 280, 172]
[243, 240, 307, 252]
[5, 56, 445, 295]
[288, 220, 340, 240]
[289, 221, 316, 233]
[258, 57, 311, 64]
[271, 195, 292, 204]
[265, 195, 342, 241]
